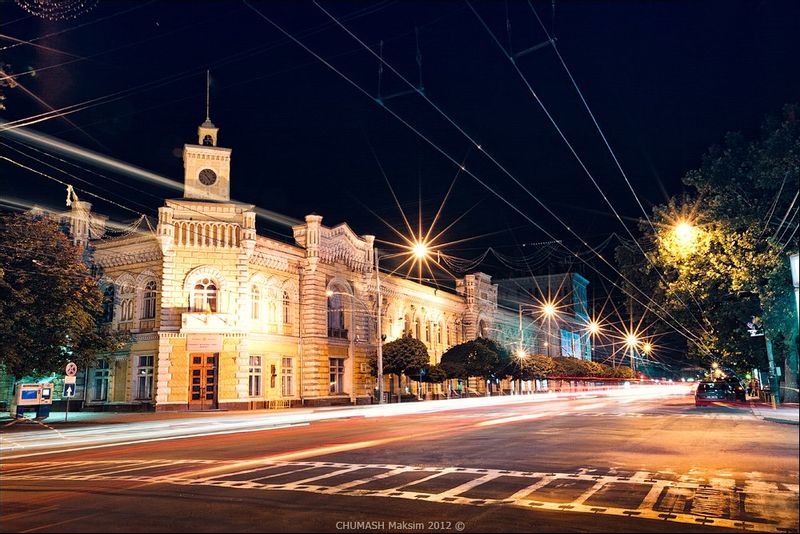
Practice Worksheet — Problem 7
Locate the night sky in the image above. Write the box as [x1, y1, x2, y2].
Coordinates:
[2, 0, 799, 285]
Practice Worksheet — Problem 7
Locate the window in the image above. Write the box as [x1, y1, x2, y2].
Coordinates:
[270, 364, 277, 389]
[282, 291, 290, 324]
[101, 286, 114, 323]
[329, 358, 345, 394]
[193, 278, 218, 312]
[438, 322, 444, 345]
[120, 284, 135, 322]
[415, 318, 421, 340]
[251, 285, 261, 320]
[93, 360, 109, 401]
[248, 356, 262, 397]
[327, 291, 347, 339]
[142, 281, 157, 319]
[281, 357, 294, 397]
[425, 321, 431, 342]
[136, 355, 154, 400]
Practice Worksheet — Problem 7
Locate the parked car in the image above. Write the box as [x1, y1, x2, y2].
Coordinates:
[695, 381, 738, 406]
[719, 376, 747, 402]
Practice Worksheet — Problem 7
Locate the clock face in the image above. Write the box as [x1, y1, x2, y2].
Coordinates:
[198, 168, 217, 186]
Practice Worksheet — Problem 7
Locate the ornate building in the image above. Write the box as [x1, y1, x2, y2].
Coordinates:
[9, 114, 591, 411]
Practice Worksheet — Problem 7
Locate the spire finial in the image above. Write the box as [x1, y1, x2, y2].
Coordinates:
[205, 70, 210, 122]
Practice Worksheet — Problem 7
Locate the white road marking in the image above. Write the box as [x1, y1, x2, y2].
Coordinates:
[2, 459, 797, 532]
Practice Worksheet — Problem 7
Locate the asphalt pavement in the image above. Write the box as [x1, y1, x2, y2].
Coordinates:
[2, 385, 798, 533]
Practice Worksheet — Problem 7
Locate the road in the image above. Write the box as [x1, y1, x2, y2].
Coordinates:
[1, 386, 798, 533]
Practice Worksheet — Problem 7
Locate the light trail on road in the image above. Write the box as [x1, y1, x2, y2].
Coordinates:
[0, 385, 694, 461]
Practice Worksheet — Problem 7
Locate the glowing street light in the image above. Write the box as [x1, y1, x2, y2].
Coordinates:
[671, 220, 701, 256]
[542, 302, 557, 317]
[625, 333, 639, 348]
[412, 241, 429, 259]
[514, 348, 527, 360]
[642, 342, 653, 355]
[588, 320, 601, 335]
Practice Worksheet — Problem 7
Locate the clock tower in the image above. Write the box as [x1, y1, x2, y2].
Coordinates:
[183, 75, 231, 201]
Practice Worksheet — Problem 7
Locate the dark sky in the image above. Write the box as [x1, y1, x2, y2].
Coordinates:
[2, 0, 799, 284]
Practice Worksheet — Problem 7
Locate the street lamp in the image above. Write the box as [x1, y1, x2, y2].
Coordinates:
[541, 301, 557, 358]
[374, 241, 432, 404]
[624, 333, 639, 373]
[412, 241, 429, 259]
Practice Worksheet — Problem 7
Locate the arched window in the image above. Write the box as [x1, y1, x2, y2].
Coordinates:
[142, 281, 157, 319]
[282, 291, 290, 324]
[478, 319, 487, 338]
[101, 286, 114, 323]
[251, 285, 261, 320]
[425, 321, 431, 342]
[202, 134, 214, 146]
[120, 284, 135, 322]
[193, 278, 218, 312]
[415, 318, 421, 340]
[327, 289, 346, 339]
[404, 314, 412, 336]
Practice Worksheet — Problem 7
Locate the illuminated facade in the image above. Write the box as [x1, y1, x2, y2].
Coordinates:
[13, 116, 590, 411]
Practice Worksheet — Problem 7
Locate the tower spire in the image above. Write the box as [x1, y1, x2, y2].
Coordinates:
[205, 69, 210, 122]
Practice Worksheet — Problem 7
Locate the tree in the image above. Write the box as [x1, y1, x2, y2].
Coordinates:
[0, 213, 127, 378]
[423, 364, 448, 384]
[369, 335, 429, 395]
[616, 105, 799, 401]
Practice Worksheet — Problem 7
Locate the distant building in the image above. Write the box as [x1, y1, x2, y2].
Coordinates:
[494, 274, 592, 360]
[2, 113, 592, 411]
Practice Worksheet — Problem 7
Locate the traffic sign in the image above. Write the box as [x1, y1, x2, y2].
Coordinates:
[62, 383, 76, 398]
[65, 362, 78, 376]
[64, 375, 76, 385]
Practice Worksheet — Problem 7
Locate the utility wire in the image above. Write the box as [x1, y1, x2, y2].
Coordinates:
[467, 0, 711, 338]
[307, 0, 710, 348]
[247, 1, 710, 352]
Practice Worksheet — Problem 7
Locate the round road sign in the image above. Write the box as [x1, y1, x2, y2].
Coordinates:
[65, 362, 78, 376]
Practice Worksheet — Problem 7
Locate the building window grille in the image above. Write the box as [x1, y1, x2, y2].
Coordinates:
[93, 360, 109, 401]
[248, 356, 262, 397]
[281, 357, 294, 397]
[136, 355, 154, 400]
[142, 281, 157, 319]
[193, 278, 218, 312]
[329, 358, 345, 394]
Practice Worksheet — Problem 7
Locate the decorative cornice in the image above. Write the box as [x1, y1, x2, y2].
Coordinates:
[250, 249, 296, 273]
[94, 247, 162, 268]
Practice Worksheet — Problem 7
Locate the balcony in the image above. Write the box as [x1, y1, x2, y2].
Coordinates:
[182, 312, 237, 332]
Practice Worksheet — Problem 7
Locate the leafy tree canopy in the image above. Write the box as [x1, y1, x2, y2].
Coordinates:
[616, 104, 799, 400]
[0, 213, 127, 378]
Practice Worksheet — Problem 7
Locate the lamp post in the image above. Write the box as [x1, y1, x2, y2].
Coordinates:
[374, 241, 430, 404]
[542, 302, 557, 357]
[375, 248, 383, 404]
[625, 333, 639, 373]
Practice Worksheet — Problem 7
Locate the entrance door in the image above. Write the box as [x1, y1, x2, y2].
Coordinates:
[189, 353, 218, 410]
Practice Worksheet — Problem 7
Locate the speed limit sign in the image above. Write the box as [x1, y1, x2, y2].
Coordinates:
[65, 362, 78, 377]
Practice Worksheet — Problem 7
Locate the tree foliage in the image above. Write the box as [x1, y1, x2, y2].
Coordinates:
[616, 104, 799, 400]
[0, 213, 128, 378]
[370, 335, 429, 381]
[440, 338, 505, 380]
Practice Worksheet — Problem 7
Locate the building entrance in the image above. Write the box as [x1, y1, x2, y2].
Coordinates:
[189, 353, 218, 410]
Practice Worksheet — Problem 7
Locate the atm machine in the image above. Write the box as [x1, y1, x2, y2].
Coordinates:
[9, 383, 54, 419]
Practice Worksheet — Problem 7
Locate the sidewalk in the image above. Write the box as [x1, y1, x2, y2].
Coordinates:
[0, 403, 356, 428]
[749, 402, 800, 425]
